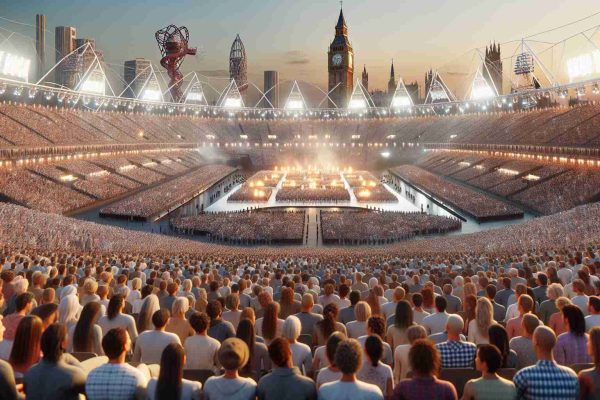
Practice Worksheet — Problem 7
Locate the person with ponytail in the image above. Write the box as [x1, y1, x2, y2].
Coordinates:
[357, 335, 393, 398]
[147, 343, 201, 400]
[313, 303, 346, 346]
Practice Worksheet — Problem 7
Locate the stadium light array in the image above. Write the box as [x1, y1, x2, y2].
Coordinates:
[0, 51, 31, 82]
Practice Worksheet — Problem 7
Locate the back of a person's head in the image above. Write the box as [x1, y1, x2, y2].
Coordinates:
[189, 312, 210, 334]
[435, 296, 447, 312]
[156, 343, 184, 400]
[522, 313, 540, 336]
[171, 297, 189, 317]
[167, 282, 179, 295]
[282, 315, 301, 341]
[589, 296, 600, 313]
[268, 337, 292, 368]
[15, 292, 34, 313]
[107, 294, 124, 320]
[153, 309, 170, 330]
[406, 325, 428, 344]
[354, 301, 371, 322]
[301, 293, 314, 309]
[326, 331, 346, 364]
[445, 314, 464, 335]
[218, 338, 250, 371]
[533, 325, 557, 353]
[364, 335, 383, 367]
[485, 284, 497, 300]
[412, 293, 423, 308]
[562, 304, 586, 336]
[102, 328, 128, 360]
[9, 315, 42, 369]
[41, 323, 67, 363]
[367, 316, 385, 337]
[408, 339, 439, 376]
[334, 339, 362, 375]
[590, 327, 600, 367]
[206, 300, 222, 320]
[349, 290, 360, 306]
[477, 344, 502, 373]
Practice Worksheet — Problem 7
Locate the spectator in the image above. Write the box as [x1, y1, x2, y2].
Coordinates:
[316, 332, 345, 388]
[462, 344, 516, 400]
[256, 302, 284, 345]
[468, 297, 495, 345]
[411, 293, 430, 325]
[30, 302, 58, 331]
[506, 294, 534, 339]
[347, 302, 371, 339]
[98, 294, 138, 342]
[133, 309, 180, 364]
[8, 315, 43, 377]
[532, 273, 548, 304]
[86, 328, 147, 400]
[24, 323, 86, 400]
[207, 300, 236, 343]
[509, 313, 541, 369]
[585, 296, 600, 332]
[422, 296, 449, 335]
[282, 315, 312, 375]
[488, 324, 518, 368]
[486, 284, 506, 322]
[0, 359, 19, 400]
[2, 292, 34, 341]
[554, 304, 591, 365]
[165, 297, 194, 344]
[203, 338, 257, 400]
[513, 326, 579, 399]
[295, 293, 323, 336]
[549, 296, 572, 336]
[236, 318, 271, 378]
[357, 335, 393, 397]
[137, 294, 160, 333]
[386, 300, 414, 350]
[159, 282, 178, 312]
[314, 303, 346, 346]
[577, 326, 600, 400]
[319, 339, 383, 400]
[147, 343, 201, 400]
[393, 325, 427, 383]
[339, 290, 360, 325]
[223, 294, 243, 330]
[69, 301, 103, 355]
[257, 338, 317, 400]
[538, 283, 563, 325]
[184, 312, 220, 371]
[393, 338, 457, 400]
[572, 279, 590, 316]
[442, 284, 461, 314]
[436, 314, 477, 368]
[494, 278, 514, 309]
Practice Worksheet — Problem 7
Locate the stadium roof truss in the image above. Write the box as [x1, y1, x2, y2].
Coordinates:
[182, 72, 208, 105]
[284, 80, 308, 111]
[348, 79, 374, 111]
[390, 78, 414, 108]
[217, 78, 244, 109]
[468, 52, 499, 101]
[424, 71, 456, 104]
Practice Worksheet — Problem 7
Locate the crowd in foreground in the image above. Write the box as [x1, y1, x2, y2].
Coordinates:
[0, 223, 598, 399]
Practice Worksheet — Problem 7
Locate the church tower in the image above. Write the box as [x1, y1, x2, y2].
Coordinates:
[484, 42, 503, 95]
[328, 6, 353, 108]
[387, 60, 396, 94]
[362, 65, 368, 92]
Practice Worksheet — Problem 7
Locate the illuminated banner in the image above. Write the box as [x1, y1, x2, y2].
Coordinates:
[514, 53, 534, 75]
[0, 51, 31, 82]
[567, 50, 600, 82]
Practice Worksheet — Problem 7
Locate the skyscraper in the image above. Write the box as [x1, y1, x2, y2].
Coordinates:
[263, 71, 279, 108]
[124, 58, 152, 98]
[35, 14, 46, 81]
[328, 6, 353, 108]
[361, 65, 368, 92]
[55, 26, 77, 88]
[229, 34, 248, 98]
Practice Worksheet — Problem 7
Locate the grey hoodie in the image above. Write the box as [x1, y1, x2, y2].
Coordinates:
[203, 375, 256, 400]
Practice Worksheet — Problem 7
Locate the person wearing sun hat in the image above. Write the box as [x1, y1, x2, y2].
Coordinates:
[203, 337, 257, 400]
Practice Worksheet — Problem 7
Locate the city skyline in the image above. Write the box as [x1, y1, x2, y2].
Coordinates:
[2, 0, 600, 94]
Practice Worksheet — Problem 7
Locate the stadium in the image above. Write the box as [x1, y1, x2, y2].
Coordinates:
[0, 1, 599, 399]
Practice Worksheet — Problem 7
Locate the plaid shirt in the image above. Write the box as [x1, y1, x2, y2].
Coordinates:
[513, 360, 579, 400]
[435, 340, 476, 368]
[86, 363, 147, 400]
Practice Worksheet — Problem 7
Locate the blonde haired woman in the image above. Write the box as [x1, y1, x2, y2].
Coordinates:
[166, 297, 194, 344]
[346, 301, 372, 338]
[468, 297, 495, 344]
[80, 279, 100, 306]
[463, 282, 477, 300]
[549, 296, 572, 336]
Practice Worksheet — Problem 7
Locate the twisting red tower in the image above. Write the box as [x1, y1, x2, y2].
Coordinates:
[155, 25, 196, 102]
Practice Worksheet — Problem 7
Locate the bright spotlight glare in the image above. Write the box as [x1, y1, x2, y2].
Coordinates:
[380, 151, 391, 158]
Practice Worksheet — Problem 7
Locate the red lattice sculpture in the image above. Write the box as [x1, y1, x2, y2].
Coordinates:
[155, 25, 197, 102]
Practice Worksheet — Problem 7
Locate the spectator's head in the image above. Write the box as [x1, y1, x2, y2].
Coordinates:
[445, 314, 464, 338]
[349, 290, 361, 306]
[41, 288, 55, 305]
[522, 314, 541, 337]
[339, 284, 350, 299]
[537, 273, 548, 286]
[83, 279, 98, 295]
[335, 339, 362, 375]
[394, 300, 413, 329]
[502, 277, 511, 290]
[434, 296, 447, 313]
[167, 282, 179, 296]
[517, 294, 534, 315]
[239, 307, 256, 325]
[556, 296, 572, 311]
[488, 324, 510, 363]
[225, 294, 240, 311]
[366, 316, 385, 337]
[485, 284, 497, 300]
[262, 302, 281, 341]
[572, 279, 585, 295]
[301, 293, 314, 311]
[156, 343, 185, 400]
[152, 309, 170, 330]
[442, 284, 452, 295]
[325, 331, 346, 365]
[218, 338, 250, 371]
[364, 335, 383, 367]
[189, 312, 210, 334]
[206, 300, 222, 320]
[30, 303, 59, 329]
[533, 326, 557, 357]
[107, 294, 124, 320]
[172, 297, 189, 318]
[15, 292, 34, 314]
[589, 327, 600, 367]
[9, 315, 42, 371]
[354, 301, 371, 322]
[102, 328, 131, 362]
[282, 315, 301, 342]
[408, 339, 440, 377]
[546, 283, 564, 301]
[562, 304, 586, 336]
[475, 297, 493, 338]
[40, 323, 67, 363]
[476, 344, 503, 374]
[268, 337, 292, 368]
[588, 296, 600, 315]
[406, 325, 428, 344]
[412, 293, 423, 308]
[393, 287, 406, 302]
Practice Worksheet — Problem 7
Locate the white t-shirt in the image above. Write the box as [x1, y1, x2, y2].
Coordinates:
[316, 367, 342, 388]
[313, 345, 329, 370]
[203, 375, 256, 400]
[421, 312, 449, 335]
[357, 361, 393, 396]
[184, 335, 220, 370]
[147, 378, 202, 400]
[290, 342, 313, 375]
[585, 314, 600, 331]
[319, 380, 383, 400]
[346, 321, 367, 339]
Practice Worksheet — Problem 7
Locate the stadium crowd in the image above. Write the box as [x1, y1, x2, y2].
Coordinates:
[276, 188, 351, 203]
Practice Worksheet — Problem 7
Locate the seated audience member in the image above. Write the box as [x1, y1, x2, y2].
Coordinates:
[435, 314, 477, 368]
[316, 332, 345, 388]
[578, 326, 600, 400]
[203, 338, 257, 400]
[8, 315, 43, 377]
[468, 297, 495, 345]
[319, 339, 383, 400]
[386, 300, 414, 349]
[295, 293, 323, 336]
[554, 304, 591, 365]
[69, 301, 103, 355]
[86, 328, 148, 400]
[357, 335, 394, 398]
[488, 324, 518, 368]
[506, 294, 534, 339]
[24, 323, 86, 400]
[485, 284, 506, 322]
[257, 338, 317, 400]
[313, 303, 346, 346]
[236, 318, 271, 379]
[223, 294, 243, 330]
[411, 293, 430, 325]
[338, 290, 360, 325]
[207, 300, 236, 343]
[282, 315, 312, 375]
[147, 343, 202, 400]
[98, 294, 138, 342]
[422, 296, 449, 335]
[586, 296, 600, 332]
[394, 325, 427, 383]
[442, 284, 461, 314]
[0, 359, 19, 400]
[509, 313, 541, 369]
[462, 344, 516, 400]
[513, 326, 579, 400]
[165, 297, 194, 344]
[3, 293, 34, 341]
[30, 302, 59, 331]
[133, 309, 181, 364]
[393, 338, 457, 400]
[256, 302, 284, 345]
[184, 312, 220, 370]
[537, 283, 562, 325]
[346, 302, 371, 339]
[548, 296, 572, 336]
[358, 316, 392, 365]
[382, 287, 405, 320]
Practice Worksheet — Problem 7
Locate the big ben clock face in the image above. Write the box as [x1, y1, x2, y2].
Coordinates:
[332, 54, 343, 66]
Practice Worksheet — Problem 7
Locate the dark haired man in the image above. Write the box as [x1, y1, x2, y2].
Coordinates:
[132, 309, 180, 364]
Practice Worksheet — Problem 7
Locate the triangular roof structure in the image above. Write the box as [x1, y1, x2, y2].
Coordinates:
[284, 80, 307, 110]
[137, 65, 164, 102]
[511, 41, 555, 92]
[76, 59, 106, 96]
[469, 65, 497, 100]
[390, 78, 414, 108]
[183, 73, 208, 105]
[424, 71, 456, 104]
[348, 79, 372, 110]
[218, 79, 244, 109]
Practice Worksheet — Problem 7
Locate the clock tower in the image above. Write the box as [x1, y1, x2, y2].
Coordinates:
[328, 6, 353, 108]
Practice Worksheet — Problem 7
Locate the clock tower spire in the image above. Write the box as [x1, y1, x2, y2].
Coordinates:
[328, 4, 353, 108]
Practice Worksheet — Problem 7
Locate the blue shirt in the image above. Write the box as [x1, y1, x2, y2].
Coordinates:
[435, 340, 476, 368]
[513, 359, 579, 400]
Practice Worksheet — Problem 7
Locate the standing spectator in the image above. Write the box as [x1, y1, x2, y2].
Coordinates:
[98, 295, 138, 342]
[509, 314, 541, 369]
[554, 304, 591, 365]
[586, 296, 600, 331]
[295, 293, 323, 336]
[462, 344, 516, 400]
[132, 309, 180, 364]
[382, 287, 405, 320]
[159, 282, 178, 312]
[282, 316, 312, 376]
[436, 315, 477, 368]
[319, 284, 340, 309]
[577, 326, 600, 400]
[532, 273, 549, 304]
[422, 297, 449, 335]
[468, 297, 495, 345]
[165, 297, 194, 344]
[86, 328, 147, 400]
[203, 338, 257, 400]
[24, 323, 86, 400]
[319, 339, 383, 400]
[460, 295, 477, 337]
[513, 326, 579, 400]
[147, 343, 202, 400]
[257, 338, 317, 400]
[357, 335, 394, 397]
[184, 312, 220, 371]
[137, 294, 160, 333]
[207, 300, 236, 343]
[280, 288, 301, 319]
[392, 339, 457, 400]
